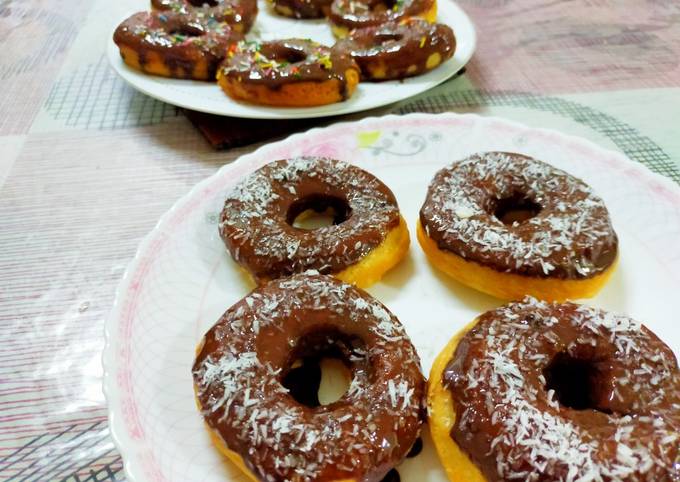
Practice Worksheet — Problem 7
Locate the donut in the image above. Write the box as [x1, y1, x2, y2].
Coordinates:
[418, 152, 618, 301]
[333, 19, 455, 81]
[192, 273, 426, 481]
[428, 297, 680, 482]
[113, 11, 242, 80]
[151, 0, 258, 33]
[328, 0, 437, 39]
[219, 157, 409, 287]
[218, 39, 360, 106]
[270, 0, 331, 19]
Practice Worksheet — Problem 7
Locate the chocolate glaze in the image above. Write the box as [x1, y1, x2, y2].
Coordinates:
[151, 0, 258, 32]
[220, 39, 359, 99]
[113, 11, 242, 80]
[443, 298, 680, 482]
[272, 0, 332, 19]
[405, 436, 422, 458]
[193, 273, 425, 481]
[329, 0, 434, 32]
[333, 19, 455, 81]
[380, 469, 401, 482]
[219, 157, 401, 282]
[419, 152, 619, 279]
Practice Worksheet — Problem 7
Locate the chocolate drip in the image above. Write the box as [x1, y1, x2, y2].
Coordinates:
[406, 436, 423, 458]
[380, 468, 401, 482]
[282, 355, 323, 407]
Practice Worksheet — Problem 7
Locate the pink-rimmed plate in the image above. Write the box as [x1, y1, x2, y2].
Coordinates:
[103, 113, 680, 482]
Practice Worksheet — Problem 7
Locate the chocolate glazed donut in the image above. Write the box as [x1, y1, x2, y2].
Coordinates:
[333, 19, 455, 80]
[218, 39, 360, 106]
[329, 0, 436, 38]
[429, 298, 680, 482]
[151, 0, 258, 33]
[418, 151, 618, 300]
[113, 11, 242, 80]
[219, 157, 409, 286]
[193, 273, 426, 481]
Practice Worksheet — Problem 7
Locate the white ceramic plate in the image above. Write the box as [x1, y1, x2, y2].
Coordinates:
[107, 0, 476, 119]
[103, 113, 680, 482]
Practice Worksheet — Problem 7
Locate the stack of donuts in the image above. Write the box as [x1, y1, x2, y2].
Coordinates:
[191, 154, 679, 481]
[112, 0, 456, 106]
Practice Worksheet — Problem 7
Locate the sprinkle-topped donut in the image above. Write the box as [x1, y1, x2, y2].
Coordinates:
[428, 297, 680, 482]
[418, 152, 618, 300]
[113, 11, 242, 80]
[193, 273, 426, 481]
[328, 0, 437, 38]
[333, 18, 455, 80]
[219, 157, 410, 287]
[151, 0, 258, 33]
[218, 39, 360, 106]
[270, 0, 332, 19]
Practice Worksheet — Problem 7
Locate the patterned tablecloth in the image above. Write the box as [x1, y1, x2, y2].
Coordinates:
[1, 0, 679, 480]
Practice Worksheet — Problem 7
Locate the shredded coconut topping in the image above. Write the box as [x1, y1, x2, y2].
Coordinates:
[445, 297, 680, 482]
[219, 157, 400, 280]
[193, 273, 425, 481]
[420, 152, 618, 278]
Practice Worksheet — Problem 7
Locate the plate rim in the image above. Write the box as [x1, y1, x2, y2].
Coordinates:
[106, 1, 477, 119]
[102, 111, 680, 482]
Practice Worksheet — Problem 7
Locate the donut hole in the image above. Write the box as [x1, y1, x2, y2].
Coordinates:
[370, 0, 397, 13]
[492, 192, 542, 225]
[283, 356, 353, 407]
[261, 45, 308, 64]
[188, 0, 219, 6]
[282, 330, 363, 407]
[374, 33, 404, 45]
[544, 352, 611, 413]
[288, 194, 352, 230]
[168, 24, 205, 38]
